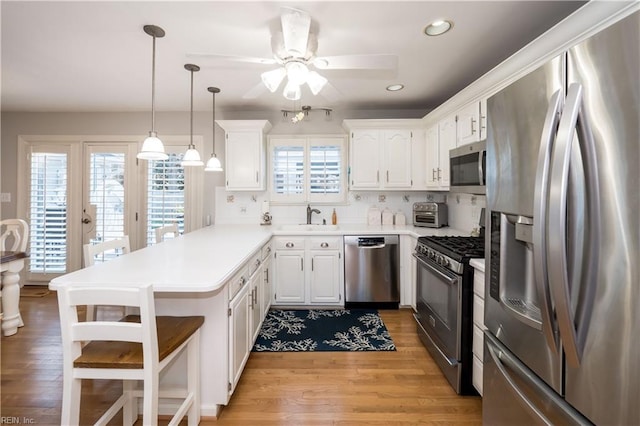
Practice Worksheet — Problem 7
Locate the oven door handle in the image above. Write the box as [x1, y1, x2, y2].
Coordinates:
[413, 253, 458, 286]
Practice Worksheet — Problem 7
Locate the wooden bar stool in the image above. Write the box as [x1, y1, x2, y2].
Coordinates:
[57, 283, 204, 425]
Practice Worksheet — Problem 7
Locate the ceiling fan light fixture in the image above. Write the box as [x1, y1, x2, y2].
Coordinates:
[306, 71, 328, 95]
[283, 81, 301, 101]
[261, 68, 286, 92]
[285, 61, 309, 86]
[424, 19, 453, 36]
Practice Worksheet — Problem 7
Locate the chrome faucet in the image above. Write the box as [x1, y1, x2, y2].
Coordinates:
[306, 204, 321, 224]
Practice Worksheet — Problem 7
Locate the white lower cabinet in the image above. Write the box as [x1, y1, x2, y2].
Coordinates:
[228, 240, 272, 396]
[470, 258, 486, 396]
[273, 236, 343, 306]
[228, 268, 250, 394]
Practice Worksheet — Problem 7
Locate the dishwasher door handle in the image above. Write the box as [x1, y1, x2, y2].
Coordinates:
[359, 243, 386, 249]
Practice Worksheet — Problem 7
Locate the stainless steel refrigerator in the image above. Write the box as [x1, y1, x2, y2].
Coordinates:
[483, 10, 639, 425]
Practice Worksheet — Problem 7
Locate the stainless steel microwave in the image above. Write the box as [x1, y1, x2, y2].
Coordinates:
[449, 140, 486, 194]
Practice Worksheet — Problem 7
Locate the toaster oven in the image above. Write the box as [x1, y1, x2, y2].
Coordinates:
[413, 202, 448, 228]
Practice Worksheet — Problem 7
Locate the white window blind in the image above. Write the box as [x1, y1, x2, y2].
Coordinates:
[273, 145, 305, 199]
[269, 136, 345, 203]
[146, 152, 185, 246]
[29, 153, 68, 273]
[89, 153, 125, 246]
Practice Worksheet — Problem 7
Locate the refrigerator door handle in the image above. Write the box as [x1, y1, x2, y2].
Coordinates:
[486, 333, 554, 426]
[548, 83, 601, 367]
[533, 89, 563, 354]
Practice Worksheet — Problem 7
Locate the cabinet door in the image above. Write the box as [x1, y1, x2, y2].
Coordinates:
[438, 115, 457, 188]
[225, 130, 263, 190]
[309, 250, 342, 304]
[249, 270, 262, 343]
[228, 283, 250, 394]
[410, 129, 427, 190]
[349, 130, 380, 189]
[273, 250, 305, 303]
[456, 102, 481, 146]
[425, 125, 440, 189]
[383, 130, 412, 188]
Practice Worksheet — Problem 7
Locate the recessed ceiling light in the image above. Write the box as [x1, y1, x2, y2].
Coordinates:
[424, 19, 453, 36]
[386, 84, 404, 92]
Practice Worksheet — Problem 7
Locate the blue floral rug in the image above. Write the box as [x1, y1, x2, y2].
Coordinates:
[253, 309, 396, 352]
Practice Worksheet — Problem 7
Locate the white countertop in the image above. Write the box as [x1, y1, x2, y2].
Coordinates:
[470, 258, 485, 272]
[50, 224, 470, 293]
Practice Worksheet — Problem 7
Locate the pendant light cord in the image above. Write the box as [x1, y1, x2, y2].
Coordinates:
[190, 68, 194, 148]
[211, 89, 216, 156]
[151, 34, 156, 133]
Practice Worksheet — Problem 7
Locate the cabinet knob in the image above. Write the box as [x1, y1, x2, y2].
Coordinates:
[321, 242, 329, 248]
[286, 242, 294, 248]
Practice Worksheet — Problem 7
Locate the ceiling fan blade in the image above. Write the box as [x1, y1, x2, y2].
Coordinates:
[314, 54, 398, 70]
[186, 53, 277, 66]
[280, 7, 310, 57]
[242, 82, 268, 100]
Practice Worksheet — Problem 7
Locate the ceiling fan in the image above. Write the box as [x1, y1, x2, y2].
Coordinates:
[189, 7, 398, 101]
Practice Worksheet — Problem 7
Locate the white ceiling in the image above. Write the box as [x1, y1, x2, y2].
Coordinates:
[1, 1, 585, 114]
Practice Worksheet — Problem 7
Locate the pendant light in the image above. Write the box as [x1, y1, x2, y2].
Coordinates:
[204, 86, 223, 172]
[137, 25, 169, 161]
[181, 64, 203, 167]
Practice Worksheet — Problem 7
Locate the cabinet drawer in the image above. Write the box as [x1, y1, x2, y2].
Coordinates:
[261, 241, 273, 260]
[473, 270, 485, 297]
[308, 237, 341, 250]
[473, 324, 484, 361]
[274, 237, 306, 250]
[472, 354, 483, 396]
[248, 252, 262, 277]
[228, 267, 249, 300]
[473, 295, 485, 327]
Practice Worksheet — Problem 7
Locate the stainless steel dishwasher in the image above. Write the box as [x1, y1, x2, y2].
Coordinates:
[343, 235, 400, 309]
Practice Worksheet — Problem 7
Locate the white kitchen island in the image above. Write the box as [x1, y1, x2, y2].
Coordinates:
[49, 223, 467, 418]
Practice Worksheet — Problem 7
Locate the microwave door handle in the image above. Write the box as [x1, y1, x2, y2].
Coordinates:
[533, 89, 563, 354]
[548, 83, 601, 367]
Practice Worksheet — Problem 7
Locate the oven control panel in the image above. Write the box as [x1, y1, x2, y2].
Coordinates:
[415, 243, 464, 274]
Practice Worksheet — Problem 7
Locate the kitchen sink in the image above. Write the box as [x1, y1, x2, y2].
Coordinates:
[277, 224, 340, 231]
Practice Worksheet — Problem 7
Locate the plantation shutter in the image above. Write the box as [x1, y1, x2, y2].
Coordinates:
[29, 152, 68, 274]
[272, 143, 305, 202]
[146, 152, 186, 246]
[309, 144, 341, 195]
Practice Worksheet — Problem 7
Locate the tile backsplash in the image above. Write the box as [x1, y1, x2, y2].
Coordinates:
[214, 187, 483, 234]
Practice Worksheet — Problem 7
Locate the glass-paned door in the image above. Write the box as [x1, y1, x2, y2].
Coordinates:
[83, 144, 137, 265]
[28, 151, 68, 276]
[145, 150, 187, 246]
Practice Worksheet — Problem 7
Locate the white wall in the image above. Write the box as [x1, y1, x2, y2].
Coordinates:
[0, 107, 426, 222]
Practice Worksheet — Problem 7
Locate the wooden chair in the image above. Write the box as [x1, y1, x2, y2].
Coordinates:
[57, 283, 203, 426]
[154, 224, 179, 244]
[82, 236, 131, 321]
[0, 219, 29, 253]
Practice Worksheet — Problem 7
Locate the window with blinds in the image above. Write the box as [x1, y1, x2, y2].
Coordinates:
[270, 137, 345, 203]
[146, 153, 185, 246]
[29, 152, 68, 273]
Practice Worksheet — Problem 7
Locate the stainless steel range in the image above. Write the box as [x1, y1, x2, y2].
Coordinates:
[413, 235, 484, 395]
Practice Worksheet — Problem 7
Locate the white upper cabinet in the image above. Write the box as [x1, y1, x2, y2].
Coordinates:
[456, 99, 488, 147]
[437, 114, 457, 188]
[344, 119, 421, 190]
[217, 120, 272, 191]
[425, 125, 442, 189]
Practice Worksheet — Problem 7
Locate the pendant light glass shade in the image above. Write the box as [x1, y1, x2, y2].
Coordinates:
[138, 25, 168, 161]
[181, 64, 203, 167]
[205, 86, 223, 172]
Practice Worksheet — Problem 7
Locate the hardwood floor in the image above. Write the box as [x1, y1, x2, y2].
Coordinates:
[1, 287, 482, 425]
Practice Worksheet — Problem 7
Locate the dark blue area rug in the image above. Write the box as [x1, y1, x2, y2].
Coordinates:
[253, 309, 396, 352]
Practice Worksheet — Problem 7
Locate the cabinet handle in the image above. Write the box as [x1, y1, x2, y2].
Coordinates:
[253, 287, 258, 305]
[301, 258, 304, 271]
[471, 117, 476, 134]
[321, 242, 329, 248]
[437, 168, 442, 181]
[386, 170, 389, 182]
[311, 258, 314, 271]
[481, 115, 486, 132]
[256, 171, 259, 183]
[286, 242, 294, 248]
[255, 259, 261, 267]
[377, 170, 380, 183]
[267, 246, 271, 253]
[432, 169, 437, 181]
[240, 277, 246, 286]
[264, 268, 269, 283]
